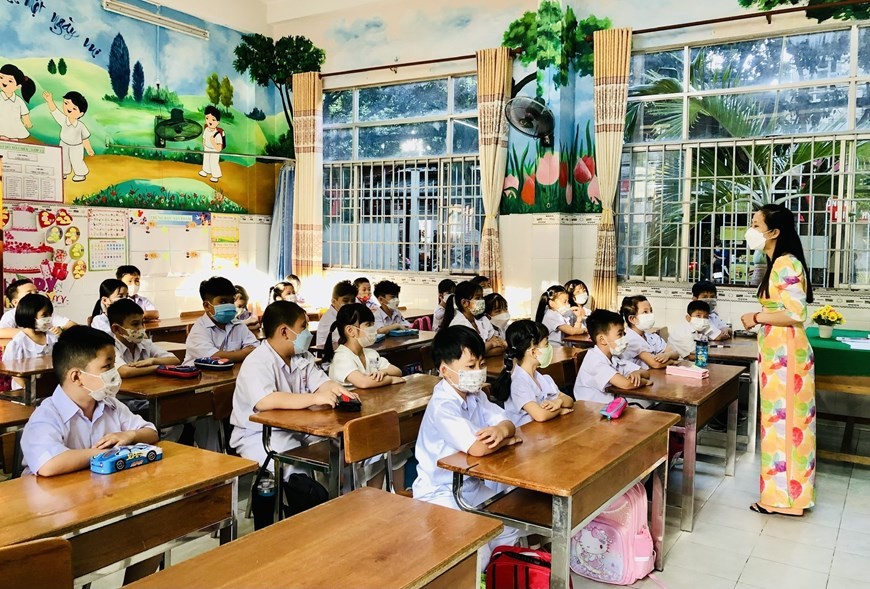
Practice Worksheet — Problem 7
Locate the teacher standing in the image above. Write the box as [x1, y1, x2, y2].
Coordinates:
[740, 204, 815, 517]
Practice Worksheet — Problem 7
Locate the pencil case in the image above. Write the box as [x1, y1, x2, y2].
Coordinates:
[666, 364, 709, 379]
[155, 365, 201, 379]
[600, 397, 627, 420]
[388, 329, 418, 337]
[194, 357, 235, 371]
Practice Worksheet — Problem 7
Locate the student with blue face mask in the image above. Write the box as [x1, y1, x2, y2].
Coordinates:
[183, 276, 259, 365]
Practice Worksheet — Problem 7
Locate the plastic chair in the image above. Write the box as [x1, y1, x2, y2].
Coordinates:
[0, 538, 72, 589]
[344, 410, 401, 492]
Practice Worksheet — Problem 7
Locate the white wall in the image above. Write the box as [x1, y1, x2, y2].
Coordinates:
[157, 0, 272, 34]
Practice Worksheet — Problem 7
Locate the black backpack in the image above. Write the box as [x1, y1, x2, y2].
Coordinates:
[250, 455, 328, 530]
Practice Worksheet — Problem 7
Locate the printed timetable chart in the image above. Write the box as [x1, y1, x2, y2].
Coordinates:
[0, 141, 64, 203]
[89, 238, 127, 271]
[88, 208, 127, 239]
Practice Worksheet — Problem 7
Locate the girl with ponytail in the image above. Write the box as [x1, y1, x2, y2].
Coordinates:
[0, 64, 36, 140]
[492, 319, 574, 426]
[444, 280, 506, 356]
[325, 303, 404, 388]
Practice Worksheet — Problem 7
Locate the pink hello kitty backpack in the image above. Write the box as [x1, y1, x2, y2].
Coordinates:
[570, 482, 655, 585]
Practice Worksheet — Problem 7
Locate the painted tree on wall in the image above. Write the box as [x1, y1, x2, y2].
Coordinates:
[738, 0, 870, 21]
[132, 61, 144, 102]
[219, 76, 234, 114]
[206, 72, 221, 107]
[108, 33, 130, 100]
[47, 59, 56, 74]
[57, 58, 66, 75]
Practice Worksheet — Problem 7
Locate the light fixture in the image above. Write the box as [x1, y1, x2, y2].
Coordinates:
[102, 0, 209, 40]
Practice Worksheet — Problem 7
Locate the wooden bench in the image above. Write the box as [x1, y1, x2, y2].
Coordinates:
[0, 537, 72, 589]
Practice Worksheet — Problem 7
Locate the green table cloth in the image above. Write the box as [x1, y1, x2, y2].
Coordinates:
[805, 326, 870, 377]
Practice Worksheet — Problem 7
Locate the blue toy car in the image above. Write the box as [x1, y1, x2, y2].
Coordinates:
[90, 443, 163, 475]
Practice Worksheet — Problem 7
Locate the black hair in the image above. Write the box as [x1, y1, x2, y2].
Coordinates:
[270, 281, 294, 302]
[471, 275, 490, 286]
[92, 279, 127, 317]
[0, 64, 35, 103]
[432, 325, 484, 368]
[373, 280, 400, 299]
[484, 292, 508, 315]
[107, 298, 144, 328]
[586, 309, 624, 342]
[755, 204, 814, 304]
[63, 91, 88, 115]
[442, 280, 482, 327]
[199, 276, 236, 301]
[438, 279, 456, 296]
[322, 303, 375, 363]
[332, 280, 358, 300]
[204, 105, 221, 120]
[352, 277, 371, 289]
[235, 284, 250, 303]
[115, 265, 141, 280]
[619, 295, 649, 325]
[492, 320, 549, 404]
[286, 274, 301, 291]
[564, 279, 589, 307]
[15, 293, 52, 330]
[53, 326, 115, 384]
[692, 280, 716, 298]
[687, 300, 711, 315]
[5, 278, 34, 303]
[535, 285, 568, 323]
[262, 300, 307, 339]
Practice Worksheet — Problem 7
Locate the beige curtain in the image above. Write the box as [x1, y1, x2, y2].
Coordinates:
[591, 28, 632, 311]
[476, 48, 513, 293]
[291, 72, 324, 280]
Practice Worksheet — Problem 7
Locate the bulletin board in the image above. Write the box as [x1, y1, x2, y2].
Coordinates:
[128, 209, 212, 276]
[0, 141, 64, 204]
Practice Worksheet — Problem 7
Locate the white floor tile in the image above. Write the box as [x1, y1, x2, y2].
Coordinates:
[835, 528, 870, 557]
[632, 564, 736, 589]
[696, 502, 767, 535]
[827, 574, 870, 589]
[664, 529, 682, 557]
[738, 557, 828, 589]
[666, 538, 748, 581]
[706, 484, 761, 510]
[830, 549, 870, 582]
[839, 509, 870, 534]
[734, 584, 765, 589]
[749, 535, 833, 573]
[844, 493, 870, 515]
[760, 516, 839, 549]
[677, 519, 760, 557]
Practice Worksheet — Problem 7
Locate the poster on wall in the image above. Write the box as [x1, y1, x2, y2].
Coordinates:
[211, 213, 239, 270]
[128, 209, 211, 276]
[0, 141, 64, 204]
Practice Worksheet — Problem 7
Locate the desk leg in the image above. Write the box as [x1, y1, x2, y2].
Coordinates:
[219, 477, 239, 545]
[149, 400, 160, 433]
[651, 457, 668, 571]
[680, 407, 698, 533]
[726, 398, 738, 477]
[550, 495, 572, 589]
[26, 375, 36, 406]
[748, 360, 759, 453]
[327, 436, 344, 499]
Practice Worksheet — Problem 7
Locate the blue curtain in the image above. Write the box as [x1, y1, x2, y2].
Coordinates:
[268, 164, 295, 281]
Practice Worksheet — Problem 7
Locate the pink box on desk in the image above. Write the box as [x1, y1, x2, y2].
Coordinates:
[666, 364, 709, 379]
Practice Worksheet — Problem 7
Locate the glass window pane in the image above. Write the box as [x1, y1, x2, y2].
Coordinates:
[324, 128, 353, 162]
[776, 84, 849, 135]
[324, 90, 352, 125]
[358, 122, 448, 159]
[453, 76, 478, 113]
[781, 30, 850, 83]
[625, 99, 683, 143]
[452, 118, 479, 154]
[630, 50, 683, 89]
[860, 27, 870, 76]
[858, 82, 870, 129]
[690, 38, 783, 89]
[358, 80, 448, 122]
[688, 91, 778, 139]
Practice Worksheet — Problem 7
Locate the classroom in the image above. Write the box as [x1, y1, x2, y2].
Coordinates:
[1, 0, 869, 588]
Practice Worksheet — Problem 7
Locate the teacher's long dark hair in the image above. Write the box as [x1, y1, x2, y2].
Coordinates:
[756, 203, 814, 304]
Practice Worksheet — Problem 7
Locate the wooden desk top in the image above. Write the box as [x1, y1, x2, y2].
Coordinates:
[439, 403, 678, 497]
[610, 363, 745, 406]
[0, 400, 34, 428]
[119, 365, 241, 399]
[485, 346, 585, 379]
[0, 356, 54, 377]
[312, 330, 436, 355]
[144, 316, 199, 331]
[251, 373, 439, 438]
[708, 337, 758, 362]
[0, 442, 256, 547]
[563, 334, 594, 348]
[127, 487, 501, 589]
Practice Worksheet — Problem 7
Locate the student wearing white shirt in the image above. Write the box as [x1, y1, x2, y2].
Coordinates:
[444, 280, 506, 357]
[315, 280, 357, 347]
[90, 279, 129, 335]
[692, 280, 731, 340]
[0, 278, 74, 338]
[432, 279, 456, 332]
[352, 277, 380, 311]
[372, 280, 412, 334]
[574, 309, 651, 404]
[667, 300, 716, 360]
[230, 301, 355, 475]
[412, 325, 524, 563]
[492, 320, 574, 427]
[43, 90, 94, 182]
[183, 277, 259, 364]
[619, 295, 679, 369]
[565, 278, 593, 329]
[106, 299, 178, 378]
[116, 265, 159, 321]
[536, 285, 587, 346]
[485, 292, 511, 340]
[270, 281, 298, 304]
[2, 294, 58, 390]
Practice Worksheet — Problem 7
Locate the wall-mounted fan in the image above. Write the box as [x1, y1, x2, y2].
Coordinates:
[504, 95, 555, 147]
[154, 108, 203, 148]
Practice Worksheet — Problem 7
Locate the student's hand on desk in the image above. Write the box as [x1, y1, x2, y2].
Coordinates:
[540, 398, 562, 412]
[476, 426, 506, 449]
[506, 436, 523, 446]
[627, 372, 643, 387]
[371, 370, 386, 382]
[391, 375, 406, 384]
[94, 430, 136, 449]
[559, 407, 574, 416]
[654, 353, 672, 364]
[127, 359, 152, 368]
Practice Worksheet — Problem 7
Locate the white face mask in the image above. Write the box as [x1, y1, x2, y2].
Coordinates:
[356, 325, 378, 348]
[445, 365, 487, 393]
[481, 288, 494, 297]
[745, 227, 769, 251]
[701, 298, 717, 311]
[35, 316, 53, 333]
[556, 305, 572, 316]
[387, 298, 401, 311]
[123, 327, 147, 344]
[127, 283, 140, 296]
[490, 312, 511, 331]
[690, 317, 710, 333]
[636, 313, 655, 332]
[82, 368, 122, 402]
[575, 292, 589, 306]
[610, 336, 628, 356]
[470, 299, 485, 317]
[284, 294, 298, 303]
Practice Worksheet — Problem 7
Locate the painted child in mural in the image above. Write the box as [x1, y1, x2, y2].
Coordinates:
[0, 64, 36, 141]
[199, 105, 225, 183]
[42, 91, 94, 182]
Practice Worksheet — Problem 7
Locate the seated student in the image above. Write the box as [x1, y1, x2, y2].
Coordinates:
[667, 300, 715, 360]
[565, 279, 593, 325]
[0, 278, 74, 338]
[230, 300, 355, 473]
[108, 298, 179, 379]
[444, 280, 506, 357]
[574, 309, 651, 404]
[234, 284, 261, 330]
[620, 295, 678, 369]
[184, 276, 259, 365]
[2, 294, 58, 390]
[316, 280, 358, 347]
[412, 325, 524, 562]
[537, 285, 588, 346]
[432, 279, 456, 332]
[485, 292, 511, 340]
[116, 265, 159, 321]
[471, 275, 493, 297]
[270, 281, 297, 303]
[90, 279, 129, 335]
[372, 280, 412, 334]
[492, 320, 574, 426]
[20, 326, 161, 584]
[692, 280, 730, 340]
[284, 274, 304, 304]
[353, 277, 379, 310]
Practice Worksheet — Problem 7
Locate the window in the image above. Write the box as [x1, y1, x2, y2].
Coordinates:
[620, 27, 870, 289]
[323, 76, 482, 273]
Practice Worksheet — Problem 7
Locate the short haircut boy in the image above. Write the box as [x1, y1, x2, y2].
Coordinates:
[263, 301, 306, 339]
[53, 326, 115, 383]
[432, 325, 485, 368]
[64, 91, 88, 115]
[204, 104, 221, 120]
[107, 298, 144, 327]
[5, 278, 34, 303]
[115, 265, 141, 280]
[438, 279, 456, 296]
[15, 294, 52, 330]
[373, 280, 400, 299]
[352, 277, 370, 289]
[586, 309, 624, 342]
[687, 300, 711, 315]
[692, 280, 717, 298]
[332, 280, 357, 300]
[200, 276, 236, 301]
[471, 275, 490, 286]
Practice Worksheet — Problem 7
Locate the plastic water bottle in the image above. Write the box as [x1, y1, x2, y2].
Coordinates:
[257, 474, 277, 499]
[695, 334, 709, 368]
[252, 473, 277, 530]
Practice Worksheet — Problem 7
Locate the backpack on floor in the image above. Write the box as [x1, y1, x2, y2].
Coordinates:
[570, 482, 654, 585]
[250, 456, 328, 530]
[485, 546, 572, 589]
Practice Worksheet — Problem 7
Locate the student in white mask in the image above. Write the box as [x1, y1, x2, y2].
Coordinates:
[445, 281, 506, 357]
[667, 300, 716, 360]
[565, 278, 593, 325]
[484, 292, 511, 339]
[620, 295, 679, 369]
[536, 285, 588, 347]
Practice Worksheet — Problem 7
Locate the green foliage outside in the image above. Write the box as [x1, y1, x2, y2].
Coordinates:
[738, 0, 870, 22]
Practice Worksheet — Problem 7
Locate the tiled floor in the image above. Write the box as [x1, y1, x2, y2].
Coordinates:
[88, 422, 869, 589]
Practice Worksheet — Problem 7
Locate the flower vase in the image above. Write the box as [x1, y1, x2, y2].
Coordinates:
[817, 324, 834, 339]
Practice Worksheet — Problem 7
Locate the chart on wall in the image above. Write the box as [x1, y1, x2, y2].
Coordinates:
[211, 213, 240, 271]
[0, 141, 64, 204]
[128, 210, 212, 276]
[88, 208, 128, 271]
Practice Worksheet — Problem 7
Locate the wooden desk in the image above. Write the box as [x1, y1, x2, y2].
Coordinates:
[251, 373, 438, 498]
[611, 363, 745, 532]
[562, 334, 593, 348]
[439, 404, 678, 589]
[144, 316, 199, 344]
[119, 365, 241, 430]
[485, 347, 587, 389]
[0, 442, 256, 583]
[0, 356, 56, 405]
[708, 336, 759, 453]
[0, 400, 33, 432]
[128, 487, 500, 589]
